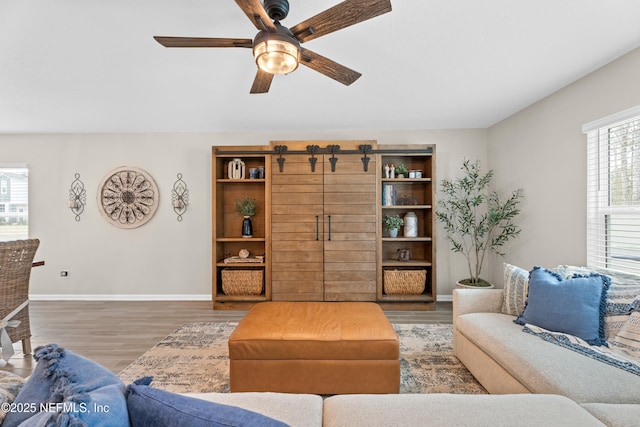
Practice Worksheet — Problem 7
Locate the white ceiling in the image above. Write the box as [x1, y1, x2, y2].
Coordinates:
[1, 0, 639, 134]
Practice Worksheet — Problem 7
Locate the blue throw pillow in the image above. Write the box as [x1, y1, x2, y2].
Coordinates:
[126, 377, 288, 427]
[2, 344, 130, 427]
[514, 267, 610, 346]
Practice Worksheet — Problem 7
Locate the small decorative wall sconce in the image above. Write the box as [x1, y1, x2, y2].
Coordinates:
[171, 173, 189, 221]
[68, 173, 86, 221]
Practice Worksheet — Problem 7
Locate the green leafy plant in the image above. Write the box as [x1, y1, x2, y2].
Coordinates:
[383, 214, 404, 230]
[395, 163, 409, 176]
[235, 197, 258, 217]
[436, 160, 523, 286]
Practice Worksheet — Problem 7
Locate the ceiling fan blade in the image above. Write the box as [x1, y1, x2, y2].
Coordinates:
[250, 69, 274, 94]
[154, 36, 253, 48]
[234, 0, 277, 32]
[299, 47, 361, 86]
[290, 0, 391, 43]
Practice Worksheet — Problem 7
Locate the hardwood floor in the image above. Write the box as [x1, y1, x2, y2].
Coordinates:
[1, 300, 452, 378]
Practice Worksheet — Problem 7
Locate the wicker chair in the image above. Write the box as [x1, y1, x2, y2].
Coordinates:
[0, 238, 40, 361]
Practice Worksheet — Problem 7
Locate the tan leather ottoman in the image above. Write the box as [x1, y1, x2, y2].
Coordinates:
[228, 302, 400, 394]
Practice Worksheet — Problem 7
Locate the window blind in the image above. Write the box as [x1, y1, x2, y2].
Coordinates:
[0, 165, 29, 242]
[584, 107, 640, 275]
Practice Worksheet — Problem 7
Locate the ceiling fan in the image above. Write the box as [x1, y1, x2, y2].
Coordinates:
[153, 0, 392, 94]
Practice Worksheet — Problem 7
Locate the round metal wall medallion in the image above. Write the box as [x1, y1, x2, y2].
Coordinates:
[98, 166, 159, 228]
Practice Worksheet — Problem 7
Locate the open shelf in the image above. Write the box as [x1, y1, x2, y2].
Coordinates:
[377, 145, 436, 310]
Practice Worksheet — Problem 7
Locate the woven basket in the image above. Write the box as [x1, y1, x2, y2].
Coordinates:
[222, 269, 264, 295]
[384, 269, 426, 295]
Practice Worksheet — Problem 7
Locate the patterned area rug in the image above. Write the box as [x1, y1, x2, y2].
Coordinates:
[118, 322, 487, 395]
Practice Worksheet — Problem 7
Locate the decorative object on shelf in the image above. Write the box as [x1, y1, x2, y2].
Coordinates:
[68, 173, 86, 221]
[97, 166, 159, 229]
[383, 269, 426, 295]
[395, 163, 409, 178]
[228, 158, 246, 180]
[221, 269, 264, 295]
[224, 249, 264, 264]
[397, 194, 418, 206]
[383, 214, 404, 238]
[383, 184, 395, 206]
[171, 173, 189, 222]
[235, 197, 258, 238]
[437, 159, 523, 287]
[397, 248, 411, 261]
[403, 211, 418, 237]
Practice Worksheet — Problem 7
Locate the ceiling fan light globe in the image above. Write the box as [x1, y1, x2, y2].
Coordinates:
[254, 39, 300, 74]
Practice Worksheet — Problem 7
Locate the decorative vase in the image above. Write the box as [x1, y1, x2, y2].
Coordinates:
[403, 212, 418, 237]
[389, 228, 399, 238]
[242, 216, 253, 238]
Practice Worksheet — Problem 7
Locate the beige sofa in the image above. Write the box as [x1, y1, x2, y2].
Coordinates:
[453, 288, 640, 426]
[186, 391, 609, 426]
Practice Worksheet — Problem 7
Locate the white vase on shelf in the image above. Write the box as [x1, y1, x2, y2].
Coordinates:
[403, 212, 418, 237]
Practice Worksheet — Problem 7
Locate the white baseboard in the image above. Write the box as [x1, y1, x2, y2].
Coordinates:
[29, 294, 212, 301]
[31, 293, 453, 302]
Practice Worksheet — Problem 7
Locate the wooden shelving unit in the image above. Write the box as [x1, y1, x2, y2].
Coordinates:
[211, 143, 435, 311]
[377, 145, 436, 309]
[212, 148, 271, 309]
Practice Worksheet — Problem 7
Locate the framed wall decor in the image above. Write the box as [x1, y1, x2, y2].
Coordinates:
[97, 166, 159, 229]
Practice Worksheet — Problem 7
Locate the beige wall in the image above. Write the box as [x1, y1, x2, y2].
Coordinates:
[3, 47, 639, 300]
[486, 47, 640, 284]
[0, 129, 486, 300]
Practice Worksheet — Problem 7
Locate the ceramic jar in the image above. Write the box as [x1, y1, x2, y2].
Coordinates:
[403, 212, 418, 237]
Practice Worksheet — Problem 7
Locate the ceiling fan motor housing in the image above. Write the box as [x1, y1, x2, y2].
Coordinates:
[264, 0, 290, 21]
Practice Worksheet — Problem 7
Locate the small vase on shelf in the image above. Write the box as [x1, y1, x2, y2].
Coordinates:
[389, 228, 399, 238]
[242, 216, 253, 238]
[404, 212, 418, 237]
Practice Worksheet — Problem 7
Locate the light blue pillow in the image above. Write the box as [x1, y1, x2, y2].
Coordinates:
[515, 267, 611, 346]
[126, 377, 288, 427]
[2, 344, 130, 427]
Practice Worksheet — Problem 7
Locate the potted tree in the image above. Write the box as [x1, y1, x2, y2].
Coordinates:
[383, 214, 404, 238]
[436, 160, 523, 287]
[235, 197, 258, 238]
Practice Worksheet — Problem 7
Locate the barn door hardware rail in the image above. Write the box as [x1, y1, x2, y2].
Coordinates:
[307, 145, 320, 172]
[214, 145, 433, 173]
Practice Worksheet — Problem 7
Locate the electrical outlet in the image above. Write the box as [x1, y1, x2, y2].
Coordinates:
[60, 271, 69, 277]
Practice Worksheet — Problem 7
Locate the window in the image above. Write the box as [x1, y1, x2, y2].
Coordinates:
[0, 165, 29, 242]
[584, 106, 640, 275]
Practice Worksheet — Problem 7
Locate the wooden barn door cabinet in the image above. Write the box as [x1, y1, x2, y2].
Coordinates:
[212, 142, 435, 310]
[270, 141, 378, 301]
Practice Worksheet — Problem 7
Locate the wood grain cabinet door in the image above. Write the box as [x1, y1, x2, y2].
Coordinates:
[271, 144, 378, 302]
[323, 154, 377, 301]
[271, 154, 324, 301]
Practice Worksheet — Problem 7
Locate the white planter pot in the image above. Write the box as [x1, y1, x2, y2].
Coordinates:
[456, 279, 495, 289]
